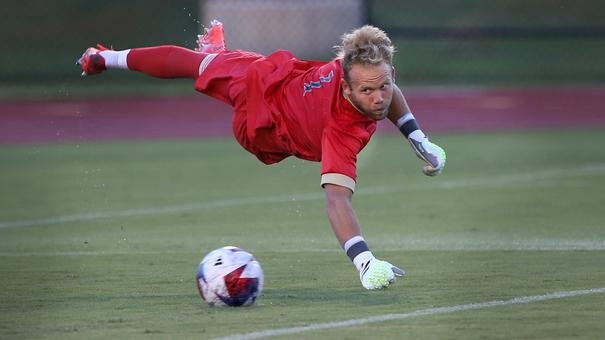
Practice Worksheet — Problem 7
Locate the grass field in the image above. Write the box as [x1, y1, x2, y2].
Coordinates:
[1, 129, 605, 339]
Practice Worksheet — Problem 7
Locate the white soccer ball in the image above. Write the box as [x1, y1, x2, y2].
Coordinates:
[196, 246, 264, 307]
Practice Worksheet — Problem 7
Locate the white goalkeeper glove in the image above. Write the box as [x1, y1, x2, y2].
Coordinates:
[408, 130, 447, 176]
[359, 259, 406, 290]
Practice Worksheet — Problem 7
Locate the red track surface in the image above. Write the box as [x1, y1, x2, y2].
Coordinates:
[1, 87, 604, 144]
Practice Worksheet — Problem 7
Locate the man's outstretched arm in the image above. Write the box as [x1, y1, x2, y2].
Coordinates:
[387, 84, 447, 176]
[387, 84, 412, 123]
[324, 184, 362, 245]
[324, 184, 405, 290]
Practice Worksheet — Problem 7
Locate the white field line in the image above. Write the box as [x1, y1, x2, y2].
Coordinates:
[215, 287, 605, 340]
[1, 163, 604, 230]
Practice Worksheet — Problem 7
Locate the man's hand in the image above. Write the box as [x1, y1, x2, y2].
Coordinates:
[359, 259, 406, 290]
[408, 133, 446, 176]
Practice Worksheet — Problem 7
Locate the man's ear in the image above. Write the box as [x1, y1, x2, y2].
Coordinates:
[341, 78, 352, 97]
[392, 66, 396, 83]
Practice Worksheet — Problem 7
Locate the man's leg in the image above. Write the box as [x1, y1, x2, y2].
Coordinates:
[79, 45, 206, 79]
[124, 46, 205, 79]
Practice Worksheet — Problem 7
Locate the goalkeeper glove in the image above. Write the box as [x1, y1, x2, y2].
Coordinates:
[408, 130, 447, 176]
[359, 259, 406, 290]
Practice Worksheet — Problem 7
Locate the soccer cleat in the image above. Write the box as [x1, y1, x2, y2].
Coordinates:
[359, 259, 405, 290]
[196, 20, 226, 53]
[77, 44, 111, 76]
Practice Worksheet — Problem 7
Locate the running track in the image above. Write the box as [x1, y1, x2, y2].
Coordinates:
[1, 87, 604, 143]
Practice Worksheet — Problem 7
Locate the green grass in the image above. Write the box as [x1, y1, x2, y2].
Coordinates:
[1, 129, 605, 339]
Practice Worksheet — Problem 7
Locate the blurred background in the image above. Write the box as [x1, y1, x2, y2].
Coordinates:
[1, 0, 604, 99]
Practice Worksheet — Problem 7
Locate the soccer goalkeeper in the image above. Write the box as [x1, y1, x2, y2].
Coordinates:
[78, 21, 446, 290]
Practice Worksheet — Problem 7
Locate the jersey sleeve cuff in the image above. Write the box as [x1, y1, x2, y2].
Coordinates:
[321, 173, 356, 192]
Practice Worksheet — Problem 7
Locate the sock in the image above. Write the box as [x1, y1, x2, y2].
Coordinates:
[126, 46, 207, 79]
[343, 236, 376, 272]
[99, 50, 130, 69]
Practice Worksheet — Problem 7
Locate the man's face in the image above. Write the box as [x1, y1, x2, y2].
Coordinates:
[342, 62, 394, 121]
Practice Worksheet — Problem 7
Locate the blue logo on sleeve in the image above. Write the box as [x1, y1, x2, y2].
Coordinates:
[303, 70, 334, 96]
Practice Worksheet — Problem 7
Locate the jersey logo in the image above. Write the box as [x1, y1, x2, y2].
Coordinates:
[303, 70, 334, 96]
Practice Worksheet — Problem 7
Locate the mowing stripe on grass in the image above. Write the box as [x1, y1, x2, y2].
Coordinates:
[0, 251, 170, 257]
[378, 236, 605, 251]
[1, 163, 604, 230]
[215, 287, 605, 340]
[0, 192, 322, 230]
[1, 236, 604, 256]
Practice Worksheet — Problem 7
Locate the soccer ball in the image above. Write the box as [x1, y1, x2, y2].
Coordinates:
[196, 246, 264, 307]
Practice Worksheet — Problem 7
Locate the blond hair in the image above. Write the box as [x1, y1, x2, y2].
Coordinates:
[335, 25, 395, 82]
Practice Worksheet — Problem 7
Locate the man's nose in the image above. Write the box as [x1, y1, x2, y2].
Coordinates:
[372, 92, 384, 104]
